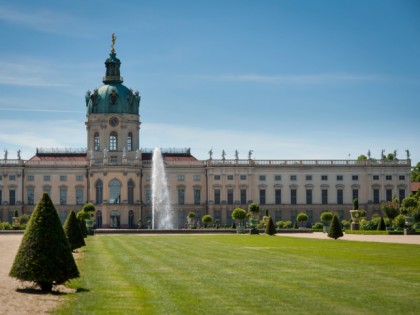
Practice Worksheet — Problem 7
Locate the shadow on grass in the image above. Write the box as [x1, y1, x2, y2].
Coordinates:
[16, 285, 90, 295]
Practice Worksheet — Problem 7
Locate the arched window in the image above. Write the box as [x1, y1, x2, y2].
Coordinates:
[94, 132, 100, 151]
[128, 210, 134, 228]
[109, 179, 121, 204]
[109, 132, 117, 151]
[127, 132, 133, 151]
[95, 180, 103, 204]
[128, 179, 134, 204]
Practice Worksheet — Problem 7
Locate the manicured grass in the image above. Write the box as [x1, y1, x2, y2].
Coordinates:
[55, 235, 420, 315]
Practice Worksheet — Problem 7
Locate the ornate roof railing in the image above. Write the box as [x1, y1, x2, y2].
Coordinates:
[36, 148, 87, 154]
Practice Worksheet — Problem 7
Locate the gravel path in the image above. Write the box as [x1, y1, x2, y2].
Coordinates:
[1, 232, 418, 314]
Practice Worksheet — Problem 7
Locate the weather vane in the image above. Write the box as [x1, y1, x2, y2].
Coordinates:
[111, 33, 117, 54]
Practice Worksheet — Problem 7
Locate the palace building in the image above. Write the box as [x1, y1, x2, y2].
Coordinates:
[0, 38, 412, 228]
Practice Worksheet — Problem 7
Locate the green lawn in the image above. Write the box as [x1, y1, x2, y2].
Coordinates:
[55, 235, 420, 315]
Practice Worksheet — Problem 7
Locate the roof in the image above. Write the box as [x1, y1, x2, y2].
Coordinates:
[141, 152, 198, 162]
[411, 182, 420, 193]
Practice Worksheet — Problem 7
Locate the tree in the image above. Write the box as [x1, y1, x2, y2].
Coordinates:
[232, 208, 247, 222]
[248, 202, 261, 216]
[320, 211, 333, 224]
[377, 217, 386, 231]
[381, 201, 400, 221]
[353, 198, 359, 210]
[411, 162, 420, 182]
[265, 217, 277, 235]
[357, 154, 367, 161]
[63, 210, 86, 251]
[328, 215, 343, 240]
[9, 193, 79, 291]
[297, 212, 308, 226]
[201, 214, 212, 228]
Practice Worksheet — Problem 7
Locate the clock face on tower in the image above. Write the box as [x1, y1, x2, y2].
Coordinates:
[109, 117, 119, 127]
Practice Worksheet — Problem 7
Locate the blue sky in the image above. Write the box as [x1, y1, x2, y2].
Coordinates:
[0, 0, 419, 163]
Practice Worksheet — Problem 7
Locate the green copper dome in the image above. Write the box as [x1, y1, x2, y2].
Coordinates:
[85, 34, 140, 115]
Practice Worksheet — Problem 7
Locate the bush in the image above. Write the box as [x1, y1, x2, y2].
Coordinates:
[282, 221, 292, 228]
[0, 222, 13, 230]
[232, 208, 247, 221]
[320, 212, 333, 222]
[202, 215, 212, 227]
[381, 201, 400, 221]
[377, 217, 386, 231]
[328, 215, 343, 240]
[63, 210, 86, 251]
[341, 220, 350, 229]
[187, 212, 196, 218]
[312, 222, 324, 229]
[265, 217, 277, 235]
[9, 193, 79, 291]
[393, 214, 406, 229]
[297, 213, 308, 223]
[360, 219, 378, 230]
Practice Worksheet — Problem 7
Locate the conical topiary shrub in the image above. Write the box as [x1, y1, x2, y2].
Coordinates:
[328, 214, 344, 240]
[64, 210, 86, 251]
[9, 193, 79, 291]
[377, 217, 386, 231]
[265, 217, 277, 235]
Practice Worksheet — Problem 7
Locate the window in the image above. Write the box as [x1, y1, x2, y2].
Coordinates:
[337, 175, 343, 181]
[145, 189, 152, 204]
[76, 175, 83, 181]
[259, 175, 266, 181]
[386, 175, 392, 180]
[227, 175, 234, 180]
[128, 180, 134, 204]
[178, 175, 185, 181]
[128, 210, 134, 228]
[322, 189, 328, 205]
[145, 175, 151, 182]
[76, 188, 84, 205]
[373, 189, 380, 204]
[194, 175, 201, 181]
[44, 175, 51, 181]
[60, 188, 67, 205]
[373, 175, 379, 180]
[109, 179, 121, 203]
[178, 188, 185, 205]
[275, 210, 282, 222]
[60, 175, 67, 181]
[259, 189, 266, 204]
[214, 175, 221, 180]
[275, 189, 281, 205]
[9, 190, 15, 205]
[127, 132, 133, 151]
[0, 189, 2, 204]
[305, 175, 312, 181]
[109, 132, 117, 151]
[194, 189, 201, 205]
[227, 189, 234, 204]
[27, 188, 34, 205]
[43, 186, 51, 196]
[94, 133, 100, 151]
[240, 189, 247, 204]
[399, 189, 405, 202]
[291, 189, 297, 205]
[240, 175, 247, 180]
[306, 189, 312, 205]
[95, 180, 103, 204]
[9, 175, 16, 181]
[386, 189, 392, 202]
[352, 175, 359, 181]
[0, 175, 2, 180]
[290, 175, 297, 181]
[352, 189, 359, 201]
[321, 175, 328, 181]
[110, 155, 118, 164]
[337, 189, 343, 205]
[214, 189, 221, 204]
[399, 175, 405, 180]
[274, 175, 281, 181]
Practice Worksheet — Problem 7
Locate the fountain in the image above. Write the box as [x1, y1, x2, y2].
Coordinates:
[152, 148, 174, 229]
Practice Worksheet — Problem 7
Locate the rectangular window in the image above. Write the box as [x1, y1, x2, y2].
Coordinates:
[337, 175, 343, 181]
[386, 189, 392, 202]
[399, 175, 405, 180]
[337, 189, 343, 205]
[145, 175, 151, 182]
[373, 175, 379, 180]
[399, 189, 405, 202]
[274, 175, 281, 181]
[290, 175, 297, 181]
[291, 189, 297, 205]
[306, 189, 312, 205]
[259, 189, 266, 205]
[110, 156, 118, 164]
[214, 175, 221, 180]
[306, 210, 313, 225]
[194, 189, 201, 205]
[0, 189, 2, 204]
[321, 175, 328, 181]
[227, 189, 234, 204]
[240, 175, 247, 180]
[291, 209, 297, 223]
[9, 175, 16, 181]
[214, 189, 221, 204]
[60, 188, 67, 205]
[275, 210, 282, 222]
[352, 189, 359, 201]
[240, 189, 247, 204]
[352, 175, 359, 181]
[227, 175, 234, 180]
[177, 175, 185, 181]
[145, 189, 152, 204]
[60, 175, 67, 181]
[9, 190, 15, 205]
[76, 188, 84, 205]
[275, 189, 281, 205]
[0, 175, 2, 180]
[322, 189, 328, 205]
[305, 175, 312, 181]
[76, 175, 83, 181]
[386, 175, 392, 180]
[178, 188, 185, 205]
[27, 188, 34, 205]
[259, 175, 266, 181]
[193, 175, 201, 181]
[373, 189, 380, 204]
[44, 175, 50, 181]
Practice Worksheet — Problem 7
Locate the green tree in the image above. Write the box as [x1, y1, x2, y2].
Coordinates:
[381, 201, 400, 221]
[377, 217, 386, 231]
[201, 214, 212, 228]
[265, 217, 277, 235]
[357, 154, 367, 161]
[63, 210, 86, 251]
[248, 202, 261, 216]
[328, 215, 343, 240]
[297, 212, 308, 226]
[320, 211, 333, 224]
[9, 193, 79, 291]
[411, 162, 420, 182]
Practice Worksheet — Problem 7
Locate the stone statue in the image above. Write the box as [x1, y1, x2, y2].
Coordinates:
[89, 149, 94, 160]
[103, 147, 108, 159]
[17, 149, 21, 160]
[135, 149, 141, 160]
[222, 150, 226, 160]
[111, 33, 117, 54]
[208, 148, 213, 160]
[122, 146, 127, 158]
[248, 150, 253, 160]
[235, 150, 239, 160]
[406, 149, 410, 159]
[4, 149, 7, 160]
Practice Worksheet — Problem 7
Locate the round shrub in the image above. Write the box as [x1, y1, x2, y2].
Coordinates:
[320, 212, 333, 222]
[297, 212, 308, 223]
[312, 222, 324, 229]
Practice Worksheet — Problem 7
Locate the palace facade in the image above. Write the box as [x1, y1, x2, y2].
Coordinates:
[0, 41, 412, 228]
